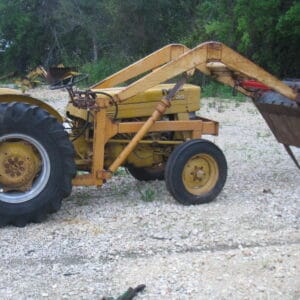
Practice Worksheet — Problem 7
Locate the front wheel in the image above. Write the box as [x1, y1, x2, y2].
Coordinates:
[0, 102, 76, 227]
[165, 139, 227, 205]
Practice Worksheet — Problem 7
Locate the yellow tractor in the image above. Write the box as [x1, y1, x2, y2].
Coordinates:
[0, 41, 299, 227]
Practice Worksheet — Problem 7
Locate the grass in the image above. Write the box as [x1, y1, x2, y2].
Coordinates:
[256, 131, 272, 138]
[114, 167, 128, 177]
[137, 184, 156, 202]
[201, 81, 247, 102]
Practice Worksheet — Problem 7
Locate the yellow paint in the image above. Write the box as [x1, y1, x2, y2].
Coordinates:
[67, 84, 200, 120]
[10, 40, 291, 188]
[0, 88, 22, 95]
[0, 141, 41, 192]
[104, 142, 168, 169]
[182, 153, 219, 195]
[91, 44, 189, 89]
[0, 93, 63, 122]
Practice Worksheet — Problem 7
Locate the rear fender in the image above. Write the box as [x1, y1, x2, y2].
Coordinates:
[0, 92, 63, 122]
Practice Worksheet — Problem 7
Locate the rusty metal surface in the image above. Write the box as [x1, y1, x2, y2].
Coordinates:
[254, 91, 300, 147]
[46, 67, 78, 83]
[0, 141, 41, 192]
[72, 90, 97, 110]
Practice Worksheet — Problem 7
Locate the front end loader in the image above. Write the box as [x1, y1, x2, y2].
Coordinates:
[0, 41, 299, 227]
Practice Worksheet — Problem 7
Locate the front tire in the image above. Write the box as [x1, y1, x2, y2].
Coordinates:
[165, 139, 227, 205]
[0, 102, 76, 227]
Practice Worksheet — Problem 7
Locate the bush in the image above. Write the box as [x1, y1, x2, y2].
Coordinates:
[201, 81, 247, 101]
[80, 55, 131, 86]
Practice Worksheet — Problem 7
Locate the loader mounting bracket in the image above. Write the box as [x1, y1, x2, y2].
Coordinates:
[70, 89, 98, 110]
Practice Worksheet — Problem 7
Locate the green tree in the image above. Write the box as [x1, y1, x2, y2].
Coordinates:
[233, 0, 299, 76]
[109, 0, 199, 56]
[0, 0, 298, 78]
[0, 0, 58, 72]
[186, 0, 299, 77]
[54, 0, 114, 62]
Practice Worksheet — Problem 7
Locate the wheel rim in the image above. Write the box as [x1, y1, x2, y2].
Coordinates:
[0, 134, 51, 203]
[182, 153, 218, 195]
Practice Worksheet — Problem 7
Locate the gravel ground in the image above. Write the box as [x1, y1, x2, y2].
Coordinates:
[0, 87, 299, 299]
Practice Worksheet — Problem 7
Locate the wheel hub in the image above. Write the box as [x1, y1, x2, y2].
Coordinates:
[183, 154, 218, 195]
[191, 165, 206, 181]
[0, 141, 41, 192]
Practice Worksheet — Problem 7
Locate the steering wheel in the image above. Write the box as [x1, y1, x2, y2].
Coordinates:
[49, 73, 89, 90]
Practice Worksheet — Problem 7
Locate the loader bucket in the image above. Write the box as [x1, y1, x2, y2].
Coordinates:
[253, 81, 300, 148]
[254, 89, 300, 168]
[46, 67, 78, 84]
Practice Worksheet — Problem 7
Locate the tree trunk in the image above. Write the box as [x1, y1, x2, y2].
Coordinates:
[92, 37, 98, 61]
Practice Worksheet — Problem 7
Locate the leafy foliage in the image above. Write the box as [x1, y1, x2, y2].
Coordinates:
[0, 0, 298, 79]
[187, 0, 299, 77]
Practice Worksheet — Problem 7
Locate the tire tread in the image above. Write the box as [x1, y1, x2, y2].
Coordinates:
[0, 102, 76, 226]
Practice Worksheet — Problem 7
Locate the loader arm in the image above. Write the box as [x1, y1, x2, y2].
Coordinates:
[98, 41, 299, 171]
[102, 41, 298, 104]
[91, 44, 190, 89]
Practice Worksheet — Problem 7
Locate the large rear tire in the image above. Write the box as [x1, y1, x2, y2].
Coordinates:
[0, 102, 76, 227]
[165, 139, 227, 205]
